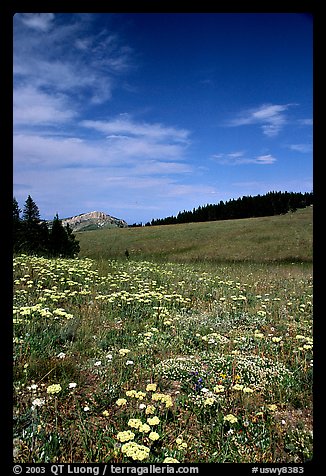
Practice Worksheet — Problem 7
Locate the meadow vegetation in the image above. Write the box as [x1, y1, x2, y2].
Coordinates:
[13, 214, 313, 463]
[77, 207, 312, 264]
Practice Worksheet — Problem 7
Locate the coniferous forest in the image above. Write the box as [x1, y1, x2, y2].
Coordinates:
[147, 191, 313, 227]
[13, 195, 80, 257]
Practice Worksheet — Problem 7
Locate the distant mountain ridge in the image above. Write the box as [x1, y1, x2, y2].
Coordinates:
[58, 211, 128, 232]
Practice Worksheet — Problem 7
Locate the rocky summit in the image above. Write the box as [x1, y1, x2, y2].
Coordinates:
[60, 211, 128, 232]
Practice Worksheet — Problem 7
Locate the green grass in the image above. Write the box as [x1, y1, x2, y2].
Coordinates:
[77, 207, 313, 263]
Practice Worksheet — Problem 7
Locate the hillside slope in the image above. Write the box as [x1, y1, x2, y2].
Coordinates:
[77, 207, 313, 263]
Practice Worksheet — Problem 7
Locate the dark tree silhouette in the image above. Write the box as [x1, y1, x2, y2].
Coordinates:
[13, 196, 80, 258]
[148, 191, 313, 226]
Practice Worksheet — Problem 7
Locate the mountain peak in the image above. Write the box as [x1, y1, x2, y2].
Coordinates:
[61, 211, 128, 231]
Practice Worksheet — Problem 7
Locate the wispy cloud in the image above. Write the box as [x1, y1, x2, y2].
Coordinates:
[211, 151, 276, 165]
[81, 118, 190, 143]
[14, 13, 133, 112]
[288, 143, 312, 153]
[19, 13, 55, 32]
[14, 85, 76, 126]
[228, 103, 295, 137]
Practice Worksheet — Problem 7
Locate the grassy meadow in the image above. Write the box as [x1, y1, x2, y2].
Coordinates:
[77, 207, 313, 263]
[13, 208, 313, 463]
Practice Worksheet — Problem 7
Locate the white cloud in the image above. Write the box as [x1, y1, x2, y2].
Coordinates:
[19, 13, 55, 32]
[211, 151, 276, 165]
[14, 86, 76, 126]
[289, 144, 312, 153]
[14, 14, 132, 110]
[81, 118, 190, 143]
[228, 103, 294, 137]
[254, 154, 277, 164]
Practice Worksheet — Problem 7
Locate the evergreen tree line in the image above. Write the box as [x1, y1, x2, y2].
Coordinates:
[13, 195, 80, 257]
[148, 191, 313, 227]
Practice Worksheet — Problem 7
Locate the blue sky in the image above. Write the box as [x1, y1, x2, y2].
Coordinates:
[13, 13, 313, 224]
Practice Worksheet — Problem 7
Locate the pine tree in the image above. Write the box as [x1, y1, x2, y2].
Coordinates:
[65, 223, 80, 257]
[21, 195, 49, 254]
[49, 214, 80, 257]
[13, 197, 23, 253]
[22, 195, 41, 223]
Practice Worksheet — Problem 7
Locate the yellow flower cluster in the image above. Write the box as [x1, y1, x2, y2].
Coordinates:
[213, 384, 225, 393]
[128, 418, 143, 429]
[151, 393, 173, 408]
[116, 398, 127, 406]
[146, 383, 157, 392]
[148, 431, 160, 441]
[121, 441, 150, 461]
[147, 416, 160, 426]
[46, 384, 62, 394]
[126, 390, 147, 399]
[116, 430, 135, 442]
[176, 436, 187, 450]
[223, 413, 238, 424]
[163, 457, 180, 463]
[204, 397, 215, 406]
[119, 348, 130, 356]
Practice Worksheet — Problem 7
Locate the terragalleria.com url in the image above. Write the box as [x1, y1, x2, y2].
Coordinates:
[109, 465, 199, 474]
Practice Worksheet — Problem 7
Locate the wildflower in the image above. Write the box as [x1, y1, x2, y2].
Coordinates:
[68, 382, 77, 389]
[204, 397, 215, 406]
[139, 403, 146, 410]
[242, 387, 254, 394]
[102, 410, 109, 417]
[266, 404, 277, 411]
[128, 418, 143, 429]
[152, 393, 173, 408]
[139, 423, 151, 433]
[126, 360, 134, 365]
[94, 360, 102, 366]
[47, 384, 62, 395]
[83, 406, 90, 412]
[116, 398, 127, 407]
[163, 457, 180, 463]
[223, 414, 238, 424]
[147, 416, 160, 426]
[31, 398, 45, 409]
[213, 384, 225, 393]
[116, 430, 135, 442]
[149, 431, 160, 441]
[135, 391, 146, 400]
[121, 441, 150, 461]
[146, 383, 157, 392]
[232, 384, 244, 391]
[57, 352, 66, 359]
[176, 438, 187, 449]
[126, 390, 137, 397]
[272, 337, 282, 343]
[145, 405, 156, 415]
[119, 348, 130, 356]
